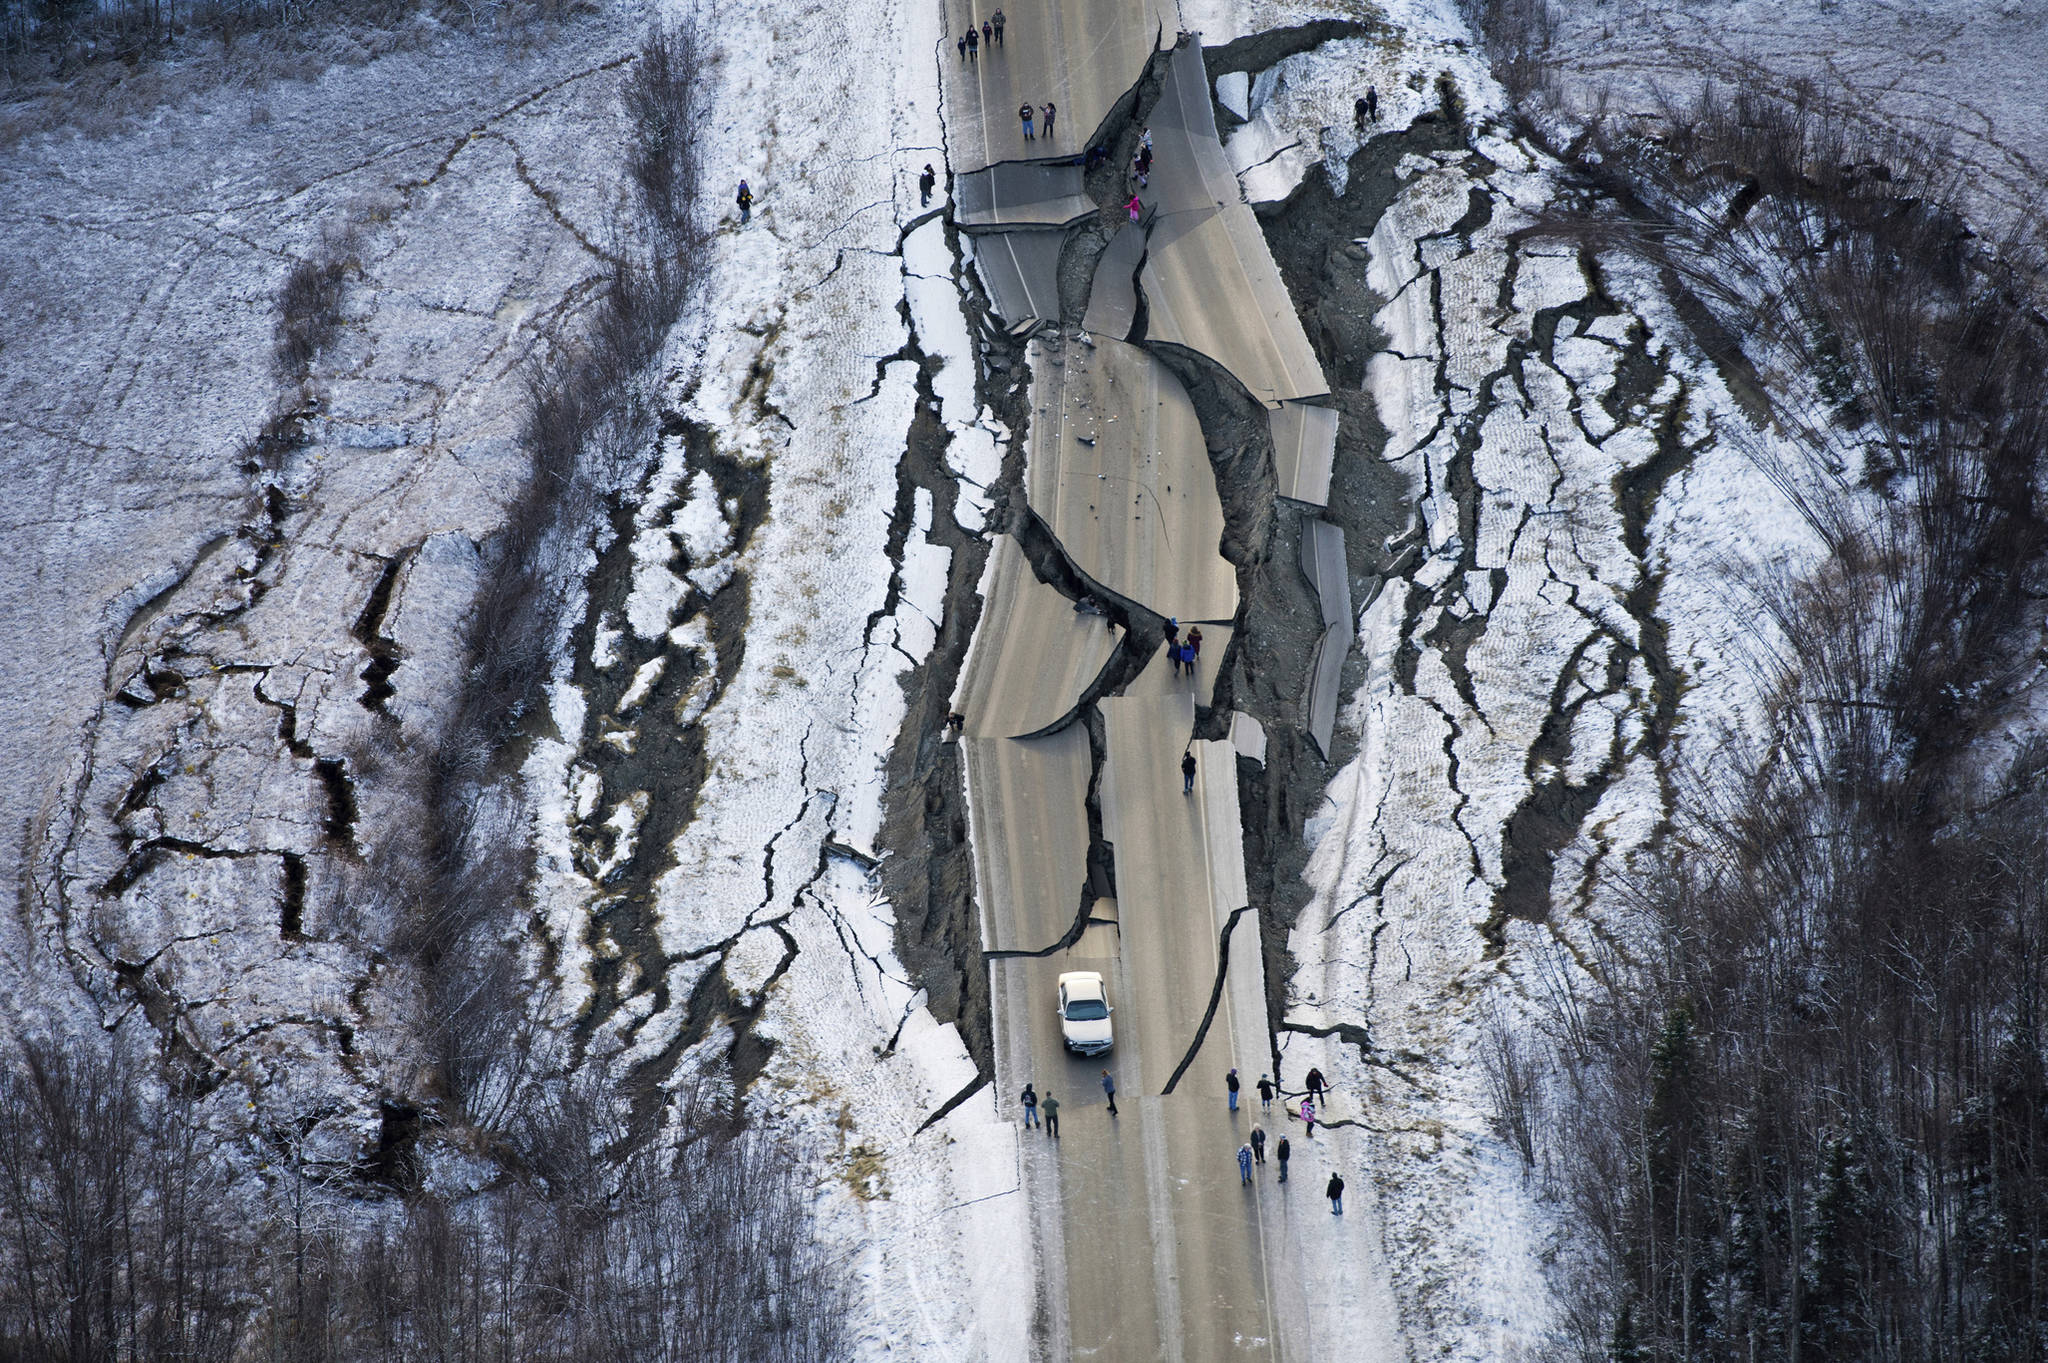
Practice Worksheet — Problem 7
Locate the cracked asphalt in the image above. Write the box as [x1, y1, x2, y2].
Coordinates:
[944, 13, 1332, 1359]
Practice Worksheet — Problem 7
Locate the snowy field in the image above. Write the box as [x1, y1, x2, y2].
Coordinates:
[1546, 0, 2048, 232]
[4, 0, 2042, 1353]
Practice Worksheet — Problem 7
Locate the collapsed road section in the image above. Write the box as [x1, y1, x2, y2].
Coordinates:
[939, 5, 1341, 1356]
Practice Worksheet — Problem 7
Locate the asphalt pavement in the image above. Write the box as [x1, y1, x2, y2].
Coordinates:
[945, 17, 1335, 1362]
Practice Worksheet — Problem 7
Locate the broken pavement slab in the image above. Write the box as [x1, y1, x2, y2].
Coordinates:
[1142, 205, 1329, 407]
[955, 534, 1118, 737]
[1024, 334, 1237, 623]
[1081, 220, 1146, 340]
[1271, 399, 1339, 506]
[954, 162, 1097, 230]
[973, 227, 1068, 324]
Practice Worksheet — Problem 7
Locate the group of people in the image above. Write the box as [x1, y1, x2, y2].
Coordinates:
[1164, 619, 1202, 679]
[1232, 1066, 1343, 1211]
[1018, 101, 1056, 141]
[1018, 1068, 1117, 1136]
[1019, 1065, 1347, 1213]
[956, 8, 1004, 61]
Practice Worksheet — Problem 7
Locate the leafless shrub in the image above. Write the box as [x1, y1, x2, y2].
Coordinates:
[1456, 0, 1558, 110]
[0, 1035, 243, 1362]
[0, 1040, 843, 1362]
[275, 225, 358, 378]
[1521, 83, 2048, 1362]
[369, 21, 707, 1127]
[1479, 1003, 1540, 1170]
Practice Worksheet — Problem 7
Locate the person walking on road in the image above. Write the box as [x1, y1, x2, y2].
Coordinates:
[1227, 1068, 1241, 1112]
[1366, 85, 1379, 122]
[1021, 1082, 1039, 1129]
[1277, 1135, 1291, 1182]
[1165, 617, 1180, 647]
[1126, 194, 1143, 224]
[1327, 1172, 1346, 1214]
[965, 25, 977, 60]
[991, 7, 1004, 42]
[957, 34, 966, 59]
[1041, 101, 1055, 139]
[736, 180, 753, 224]
[1306, 1066, 1328, 1103]
[920, 163, 936, 206]
[1182, 749, 1197, 794]
[1238, 1143, 1255, 1185]
[1101, 1069, 1119, 1116]
[1042, 1093, 1060, 1137]
[1257, 1073, 1274, 1110]
[1020, 103, 1035, 140]
[981, 19, 992, 50]
[1250, 1125, 1267, 1164]
[1188, 625, 1203, 660]
[1301, 1096, 1316, 1137]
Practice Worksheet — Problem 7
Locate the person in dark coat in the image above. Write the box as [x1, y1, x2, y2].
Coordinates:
[1020, 103, 1034, 140]
[1021, 1082, 1039, 1128]
[1042, 1093, 1060, 1137]
[1182, 749, 1197, 794]
[1100, 1069, 1119, 1116]
[1226, 1067, 1241, 1112]
[920, 163, 936, 206]
[1250, 1125, 1267, 1164]
[992, 8, 1005, 42]
[1306, 1066, 1327, 1102]
[736, 180, 753, 223]
[1327, 1172, 1345, 1214]
[1257, 1073, 1274, 1110]
[1276, 1135, 1291, 1181]
[1041, 101, 1055, 138]
[965, 26, 978, 60]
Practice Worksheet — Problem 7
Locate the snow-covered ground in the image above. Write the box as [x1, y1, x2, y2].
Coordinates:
[1546, 0, 2048, 233]
[7, 0, 2038, 1352]
[0, 13, 643, 1126]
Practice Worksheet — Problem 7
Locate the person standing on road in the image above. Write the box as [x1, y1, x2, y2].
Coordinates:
[1257, 1073, 1274, 1110]
[1101, 1069, 1119, 1116]
[736, 180, 753, 224]
[1020, 103, 1034, 140]
[1276, 1135, 1291, 1182]
[1306, 1067, 1327, 1104]
[1327, 1172, 1346, 1214]
[1042, 1093, 1060, 1137]
[1021, 1082, 1039, 1129]
[1250, 1125, 1267, 1164]
[1301, 1096, 1316, 1137]
[920, 163, 936, 206]
[1227, 1067, 1241, 1112]
[1182, 749, 1197, 794]
[965, 25, 977, 60]
[1366, 85, 1379, 122]
[991, 8, 1005, 42]
[1165, 617, 1180, 647]
[1238, 1143, 1255, 1185]
[1041, 102, 1055, 139]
